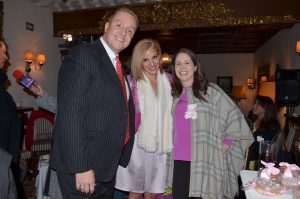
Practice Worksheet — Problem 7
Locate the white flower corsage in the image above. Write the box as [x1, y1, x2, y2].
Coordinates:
[184, 103, 198, 120]
[257, 136, 264, 142]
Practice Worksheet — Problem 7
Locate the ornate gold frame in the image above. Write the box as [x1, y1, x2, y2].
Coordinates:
[53, 0, 297, 37]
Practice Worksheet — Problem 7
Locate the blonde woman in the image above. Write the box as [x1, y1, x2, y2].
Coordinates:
[115, 38, 173, 199]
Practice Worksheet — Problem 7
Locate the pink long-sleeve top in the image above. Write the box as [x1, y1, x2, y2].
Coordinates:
[173, 90, 191, 161]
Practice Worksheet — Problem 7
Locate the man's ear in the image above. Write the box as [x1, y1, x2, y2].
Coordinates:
[104, 22, 109, 33]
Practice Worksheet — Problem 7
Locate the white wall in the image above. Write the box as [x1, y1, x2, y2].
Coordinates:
[254, 24, 300, 74]
[254, 23, 300, 114]
[3, 0, 63, 108]
[199, 53, 254, 115]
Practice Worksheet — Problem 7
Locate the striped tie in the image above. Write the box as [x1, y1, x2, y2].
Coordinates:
[116, 56, 130, 144]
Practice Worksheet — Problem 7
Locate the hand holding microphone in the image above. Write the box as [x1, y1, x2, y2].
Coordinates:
[13, 70, 42, 95]
[13, 70, 35, 89]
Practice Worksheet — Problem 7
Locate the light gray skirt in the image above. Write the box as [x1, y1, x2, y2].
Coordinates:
[115, 136, 167, 194]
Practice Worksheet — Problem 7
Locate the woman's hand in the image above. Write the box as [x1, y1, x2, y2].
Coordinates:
[222, 138, 233, 152]
[222, 143, 230, 152]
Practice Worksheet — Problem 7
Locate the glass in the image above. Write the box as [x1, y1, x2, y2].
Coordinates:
[259, 141, 275, 167]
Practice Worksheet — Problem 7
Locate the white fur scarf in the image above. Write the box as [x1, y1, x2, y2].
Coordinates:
[136, 72, 173, 153]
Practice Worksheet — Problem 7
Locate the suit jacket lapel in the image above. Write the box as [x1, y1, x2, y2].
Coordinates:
[93, 40, 121, 86]
[93, 40, 129, 105]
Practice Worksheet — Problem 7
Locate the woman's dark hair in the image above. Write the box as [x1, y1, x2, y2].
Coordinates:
[255, 95, 280, 129]
[171, 48, 209, 101]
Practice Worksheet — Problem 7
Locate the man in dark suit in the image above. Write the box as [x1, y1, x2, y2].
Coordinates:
[50, 7, 138, 198]
[0, 40, 22, 196]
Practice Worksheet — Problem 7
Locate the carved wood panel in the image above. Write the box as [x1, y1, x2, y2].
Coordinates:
[0, 1, 3, 40]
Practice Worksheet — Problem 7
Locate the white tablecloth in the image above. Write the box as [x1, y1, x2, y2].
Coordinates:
[240, 170, 293, 199]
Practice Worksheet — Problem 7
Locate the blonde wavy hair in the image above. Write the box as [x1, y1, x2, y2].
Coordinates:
[131, 38, 163, 80]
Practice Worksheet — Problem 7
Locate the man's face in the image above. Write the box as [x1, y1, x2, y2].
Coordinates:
[103, 10, 137, 54]
[0, 44, 8, 69]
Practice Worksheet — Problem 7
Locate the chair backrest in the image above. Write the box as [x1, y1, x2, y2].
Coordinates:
[25, 110, 54, 151]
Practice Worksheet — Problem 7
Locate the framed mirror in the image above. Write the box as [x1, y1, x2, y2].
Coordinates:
[217, 76, 233, 94]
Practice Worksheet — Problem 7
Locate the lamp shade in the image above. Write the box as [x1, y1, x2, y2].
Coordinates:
[247, 78, 256, 89]
[260, 75, 268, 82]
[258, 81, 276, 102]
[37, 53, 46, 64]
[247, 79, 254, 84]
[231, 86, 247, 99]
[296, 41, 300, 53]
[24, 51, 34, 62]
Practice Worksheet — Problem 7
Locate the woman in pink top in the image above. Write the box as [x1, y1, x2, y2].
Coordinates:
[166, 48, 253, 199]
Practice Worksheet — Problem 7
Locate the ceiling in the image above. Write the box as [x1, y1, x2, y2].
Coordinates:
[122, 24, 294, 55]
[31, 0, 300, 55]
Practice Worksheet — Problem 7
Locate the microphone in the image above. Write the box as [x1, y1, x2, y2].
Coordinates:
[13, 70, 35, 89]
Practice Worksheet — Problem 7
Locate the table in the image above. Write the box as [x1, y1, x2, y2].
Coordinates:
[240, 170, 293, 199]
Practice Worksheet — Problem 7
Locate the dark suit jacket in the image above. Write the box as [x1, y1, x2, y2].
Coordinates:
[50, 39, 135, 182]
[0, 70, 22, 164]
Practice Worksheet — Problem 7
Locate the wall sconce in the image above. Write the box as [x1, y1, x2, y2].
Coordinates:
[24, 51, 46, 73]
[260, 75, 268, 82]
[247, 75, 268, 89]
[296, 41, 300, 54]
[63, 34, 73, 42]
[231, 86, 247, 101]
[247, 79, 256, 89]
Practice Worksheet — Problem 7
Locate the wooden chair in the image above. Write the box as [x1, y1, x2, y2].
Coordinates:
[24, 110, 54, 170]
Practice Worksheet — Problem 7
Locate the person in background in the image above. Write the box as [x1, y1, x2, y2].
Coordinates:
[115, 38, 173, 199]
[27, 84, 61, 199]
[248, 95, 280, 170]
[0, 40, 22, 196]
[166, 48, 254, 199]
[50, 7, 138, 198]
[30, 84, 57, 113]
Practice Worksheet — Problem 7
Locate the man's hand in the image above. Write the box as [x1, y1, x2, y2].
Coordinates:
[30, 84, 43, 96]
[75, 170, 96, 194]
